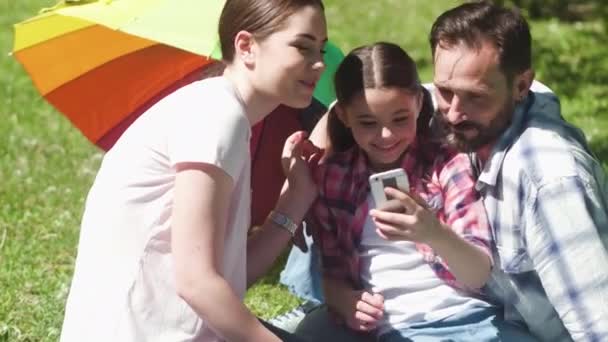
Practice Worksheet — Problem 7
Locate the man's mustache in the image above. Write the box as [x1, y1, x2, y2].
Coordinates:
[452, 121, 481, 132]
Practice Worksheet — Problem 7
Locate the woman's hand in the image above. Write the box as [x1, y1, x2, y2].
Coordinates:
[369, 187, 447, 245]
[280, 131, 323, 251]
[281, 130, 323, 207]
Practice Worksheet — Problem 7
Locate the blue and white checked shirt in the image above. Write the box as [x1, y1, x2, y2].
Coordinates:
[478, 91, 608, 341]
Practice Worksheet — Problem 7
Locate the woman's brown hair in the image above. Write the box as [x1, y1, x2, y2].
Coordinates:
[219, 0, 325, 62]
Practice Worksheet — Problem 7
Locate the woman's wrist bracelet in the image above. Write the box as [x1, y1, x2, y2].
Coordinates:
[267, 210, 298, 236]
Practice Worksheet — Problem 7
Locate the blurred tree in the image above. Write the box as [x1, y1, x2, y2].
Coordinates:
[495, 0, 606, 21]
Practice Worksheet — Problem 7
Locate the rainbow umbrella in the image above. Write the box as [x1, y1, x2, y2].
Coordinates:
[12, 0, 343, 150]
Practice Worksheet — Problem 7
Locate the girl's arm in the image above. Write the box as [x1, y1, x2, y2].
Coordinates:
[430, 152, 494, 289]
[370, 152, 493, 290]
[420, 213, 492, 290]
[172, 163, 279, 342]
[371, 191, 491, 289]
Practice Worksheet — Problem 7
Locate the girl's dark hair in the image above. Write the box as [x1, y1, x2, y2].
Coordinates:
[328, 42, 434, 153]
[219, 0, 324, 62]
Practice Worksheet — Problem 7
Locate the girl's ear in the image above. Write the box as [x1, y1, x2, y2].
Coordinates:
[416, 90, 423, 118]
[333, 103, 350, 128]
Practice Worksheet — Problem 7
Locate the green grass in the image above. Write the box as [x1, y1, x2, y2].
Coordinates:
[1, 1, 607, 341]
[532, 19, 608, 167]
[1, 1, 100, 341]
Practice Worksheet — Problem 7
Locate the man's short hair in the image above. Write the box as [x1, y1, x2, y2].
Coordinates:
[429, 1, 532, 81]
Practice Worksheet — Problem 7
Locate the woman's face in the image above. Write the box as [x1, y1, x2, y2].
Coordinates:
[339, 88, 421, 171]
[250, 5, 327, 108]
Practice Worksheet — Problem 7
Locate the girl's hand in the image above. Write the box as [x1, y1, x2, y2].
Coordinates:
[340, 290, 384, 332]
[369, 187, 447, 245]
[281, 131, 323, 205]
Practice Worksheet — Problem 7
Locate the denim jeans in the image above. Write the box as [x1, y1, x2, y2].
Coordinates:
[280, 239, 543, 342]
[379, 306, 538, 342]
[295, 305, 537, 342]
[279, 232, 324, 304]
[294, 306, 374, 342]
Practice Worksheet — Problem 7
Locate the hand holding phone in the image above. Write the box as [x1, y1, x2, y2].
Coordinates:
[369, 168, 409, 210]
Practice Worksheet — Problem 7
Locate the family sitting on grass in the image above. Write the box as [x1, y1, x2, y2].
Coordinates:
[58, 0, 608, 341]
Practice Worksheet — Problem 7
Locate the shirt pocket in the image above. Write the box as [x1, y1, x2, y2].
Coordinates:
[490, 190, 535, 273]
[494, 243, 534, 273]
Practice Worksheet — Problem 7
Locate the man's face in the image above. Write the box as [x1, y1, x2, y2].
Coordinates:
[432, 40, 517, 152]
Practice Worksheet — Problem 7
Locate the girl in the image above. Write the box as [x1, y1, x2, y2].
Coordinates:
[298, 42, 536, 341]
[59, 0, 326, 341]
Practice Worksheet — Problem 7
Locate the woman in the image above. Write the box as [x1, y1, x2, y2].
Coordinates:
[60, 0, 327, 341]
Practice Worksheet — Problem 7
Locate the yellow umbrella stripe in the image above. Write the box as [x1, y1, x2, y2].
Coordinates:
[13, 13, 94, 51]
[58, 0, 224, 56]
[57, 0, 168, 30]
[117, 0, 225, 55]
[15, 0, 226, 56]
[15, 24, 157, 95]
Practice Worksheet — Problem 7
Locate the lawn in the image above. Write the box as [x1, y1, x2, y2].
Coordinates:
[1, 0, 607, 341]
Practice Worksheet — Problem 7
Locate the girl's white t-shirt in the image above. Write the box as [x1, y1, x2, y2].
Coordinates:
[359, 195, 490, 335]
[60, 77, 251, 342]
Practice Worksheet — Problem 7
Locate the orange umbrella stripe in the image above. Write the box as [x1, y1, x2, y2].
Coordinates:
[45, 44, 212, 142]
[14, 24, 157, 95]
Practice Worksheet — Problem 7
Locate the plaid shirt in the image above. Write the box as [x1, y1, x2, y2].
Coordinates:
[479, 92, 608, 342]
[307, 138, 492, 293]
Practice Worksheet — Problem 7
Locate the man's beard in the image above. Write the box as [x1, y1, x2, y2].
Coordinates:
[433, 101, 514, 152]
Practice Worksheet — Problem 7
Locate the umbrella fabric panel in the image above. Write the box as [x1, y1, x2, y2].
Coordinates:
[11, 0, 344, 148]
[57, 0, 225, 56]
[14, 23, 157, 95]
[96, 60, 214, 150]
[13, 12, 93, 50]
[45, 45, 211, 143]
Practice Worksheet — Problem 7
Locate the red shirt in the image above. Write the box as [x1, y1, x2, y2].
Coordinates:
[250, 106, 302, 226]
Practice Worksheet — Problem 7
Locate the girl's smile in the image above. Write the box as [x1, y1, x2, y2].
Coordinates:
[337, 87, 422, 171]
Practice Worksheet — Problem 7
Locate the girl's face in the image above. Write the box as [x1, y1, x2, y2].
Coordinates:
[338, 88, 421, 172]
[251, 5, 327, 108]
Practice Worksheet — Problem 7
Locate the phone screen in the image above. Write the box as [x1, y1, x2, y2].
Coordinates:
[382, 177, 398, 200]
[369, 168, 409, 208]
[382, 177, 398, 190]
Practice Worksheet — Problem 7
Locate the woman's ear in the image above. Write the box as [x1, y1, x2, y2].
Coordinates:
[234, 30, 255, 67]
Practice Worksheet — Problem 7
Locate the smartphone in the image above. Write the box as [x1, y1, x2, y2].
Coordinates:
[369, 168, 410, 208]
